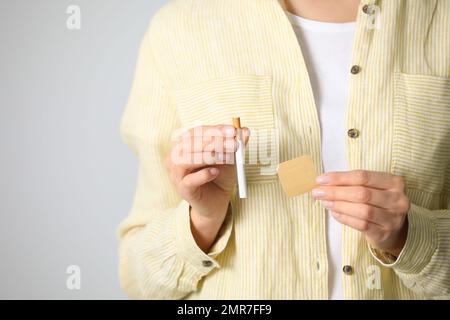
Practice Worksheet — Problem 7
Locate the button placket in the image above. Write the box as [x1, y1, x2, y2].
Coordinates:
[342, 0, 377, 299]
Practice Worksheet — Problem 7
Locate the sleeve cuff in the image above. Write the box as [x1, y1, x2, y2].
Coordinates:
[369, 203, 438, 274]
[208, 203, 234, 256]
[174, 200, 233, 274]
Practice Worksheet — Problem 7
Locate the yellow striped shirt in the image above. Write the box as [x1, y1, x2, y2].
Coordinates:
[118, 0, 450, 299]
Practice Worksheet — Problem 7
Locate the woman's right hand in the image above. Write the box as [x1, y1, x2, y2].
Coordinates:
[165, 125, 250, 252]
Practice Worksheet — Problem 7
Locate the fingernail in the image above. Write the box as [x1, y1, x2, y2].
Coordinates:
[321, 200, 333, 208]
[316, 175, 330, 185]
[312, 188, 325, 199]
[209, 168, 219, 175]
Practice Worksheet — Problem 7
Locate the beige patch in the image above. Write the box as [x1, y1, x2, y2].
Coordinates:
[277, 155, 318, 197]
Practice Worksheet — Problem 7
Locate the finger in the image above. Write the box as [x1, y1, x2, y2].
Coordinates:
[194, 152, 235, 165]
[179, 135, 238, 154]
[182, 167, 220, 189]
[330, 210, 380, 233]
[316, 170, 405, 190]
[240, 127, 251, 145]
[312, 186, 399, 209]
[322, 200, 387, 226]
[178, 125, 237, 140]
[171, 152, 235, 172]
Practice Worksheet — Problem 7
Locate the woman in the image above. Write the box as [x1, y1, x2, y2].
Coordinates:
[118, 0, 450, 299]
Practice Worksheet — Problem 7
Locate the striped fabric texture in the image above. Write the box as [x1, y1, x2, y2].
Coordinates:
[118, 0, 450, 299]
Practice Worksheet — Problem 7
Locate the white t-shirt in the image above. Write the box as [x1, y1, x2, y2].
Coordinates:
[286, 11, 356, 300]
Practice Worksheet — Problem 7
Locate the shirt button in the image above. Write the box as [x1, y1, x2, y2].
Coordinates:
[362, 4, 371, 14]
[347, 128, 360, 139]
[351, 65, 361, 74]
[202, 260, 213, 267]
[343, 265, 354, 275]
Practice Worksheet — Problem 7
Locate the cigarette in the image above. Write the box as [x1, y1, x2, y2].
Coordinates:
[232, 117, 247, 198]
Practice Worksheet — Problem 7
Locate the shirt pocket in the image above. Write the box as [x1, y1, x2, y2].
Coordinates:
[172, 74, 277, 184]
[392, 72, 450, 194]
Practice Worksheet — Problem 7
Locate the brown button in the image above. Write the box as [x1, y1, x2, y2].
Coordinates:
[362, 4, 371, 14]
[351, 65, 361, 74]
[347, 128, 360, 139]
[343, 265, 353, 275]
[202, 260, 213, 267]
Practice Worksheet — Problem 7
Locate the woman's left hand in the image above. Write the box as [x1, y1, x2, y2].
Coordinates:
[312, 170, 411, 257]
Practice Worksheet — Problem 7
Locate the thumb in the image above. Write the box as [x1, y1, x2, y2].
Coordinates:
[241, 127, 251, 146]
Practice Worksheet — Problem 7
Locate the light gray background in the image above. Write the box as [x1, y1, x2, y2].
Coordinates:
[0, 0, 167, 299]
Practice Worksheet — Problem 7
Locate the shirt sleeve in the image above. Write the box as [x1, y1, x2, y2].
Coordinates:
[117, 27, 233, 300]
[369, 202, 450, 298]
